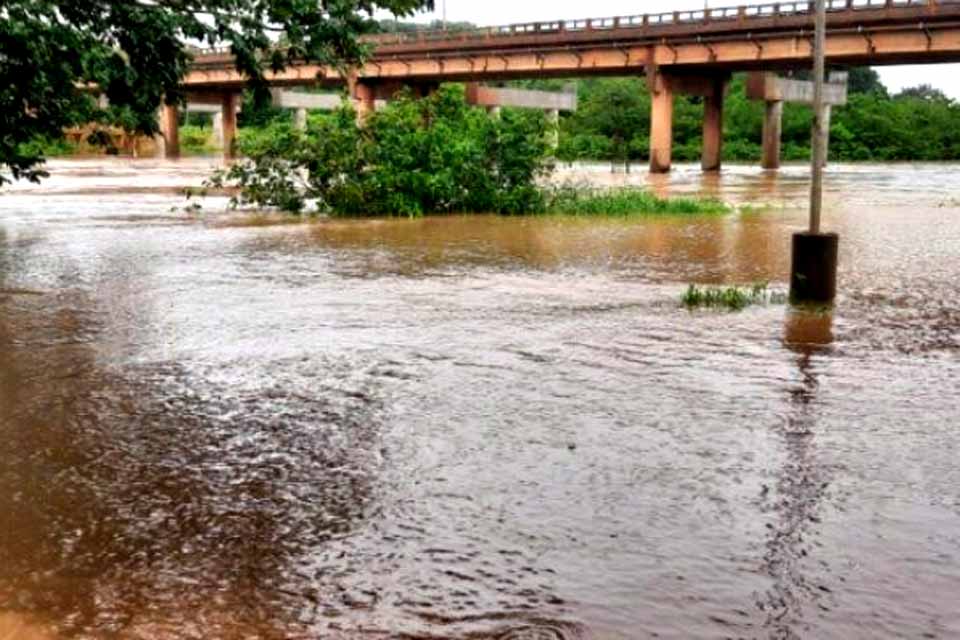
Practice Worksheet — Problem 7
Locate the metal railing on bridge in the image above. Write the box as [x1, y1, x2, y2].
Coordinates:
[190, 0, 957, 58]
[364, 0, 947, 46]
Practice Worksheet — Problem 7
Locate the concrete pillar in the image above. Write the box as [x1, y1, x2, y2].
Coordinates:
[160, 103, 179, 159]
[701, 81, 725, 172]
[649, 73, 674, 174]
[294, 108, 308, 131]
[546, 108, 560, 152]
[212, 112, 224, 148]
[762, 100, 783, 170]
[221, 93, 238, 159]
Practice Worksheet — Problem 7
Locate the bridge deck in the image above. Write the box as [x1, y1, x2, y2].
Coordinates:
[185, 0, 960, 88]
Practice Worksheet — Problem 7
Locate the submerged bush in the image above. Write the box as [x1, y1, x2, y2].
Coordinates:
[545, 186, 729, 217]
[208, 86, 552, 216]
[682, 282, 787, 311]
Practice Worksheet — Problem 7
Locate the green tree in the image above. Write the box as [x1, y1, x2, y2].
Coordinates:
[895, 84, 949, 101]
[210, 86, 552, 216]
[846, 67, 888, 96]
[0, 0, 431, 185]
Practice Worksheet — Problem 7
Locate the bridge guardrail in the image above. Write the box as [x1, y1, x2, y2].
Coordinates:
[189, 0, 957, 58]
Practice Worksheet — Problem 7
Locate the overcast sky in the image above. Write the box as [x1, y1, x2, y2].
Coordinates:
[387, 0, 960, 98]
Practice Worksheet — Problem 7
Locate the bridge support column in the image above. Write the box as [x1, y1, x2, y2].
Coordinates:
[159, 103, 180, 159]
[351, 80, 375, 124]
[546, 108, 560, 152]
[649, 73, 674, 174]
[221, 93, 238, 159]
[212, 112, 224, 148]
[762, 100, 783, 170]
[701, 78, 727, 172]
[294, 108, 308, 130]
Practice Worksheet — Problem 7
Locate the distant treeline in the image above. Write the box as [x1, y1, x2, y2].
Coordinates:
[521, 69, 960, 164]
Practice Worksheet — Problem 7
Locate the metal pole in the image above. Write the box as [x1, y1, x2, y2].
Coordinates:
[809, 0, 827, 234]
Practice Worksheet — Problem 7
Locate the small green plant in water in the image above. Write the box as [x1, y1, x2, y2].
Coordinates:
[544, 186, 729, 217]
[682, 282, 786, 311]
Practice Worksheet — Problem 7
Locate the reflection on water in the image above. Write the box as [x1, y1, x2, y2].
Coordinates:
[1, 159, 959, 639]
[757, 311, 835, 638]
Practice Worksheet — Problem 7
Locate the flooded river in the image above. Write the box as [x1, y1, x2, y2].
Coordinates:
[1, 159, 958, 639]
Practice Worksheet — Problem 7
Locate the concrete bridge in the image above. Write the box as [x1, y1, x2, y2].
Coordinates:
[171, 0, 960, 171]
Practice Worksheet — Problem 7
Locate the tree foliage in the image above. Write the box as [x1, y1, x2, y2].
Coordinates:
[0, 0, 431, 184]
[208, 86, 552, 216]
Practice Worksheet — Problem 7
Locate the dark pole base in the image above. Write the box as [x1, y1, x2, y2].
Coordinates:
[790, 232, 839, 305]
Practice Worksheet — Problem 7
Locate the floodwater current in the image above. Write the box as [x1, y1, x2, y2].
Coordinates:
[0, 158, 958, 639]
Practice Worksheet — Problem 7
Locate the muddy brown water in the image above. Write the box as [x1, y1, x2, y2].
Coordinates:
[1, 158, 958, 639]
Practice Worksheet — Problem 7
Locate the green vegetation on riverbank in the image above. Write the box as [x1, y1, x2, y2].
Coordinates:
[1, 0, 430, 185]
[228, 67, 960, 167]
[24, 68, 960, 169]
[209, 86, 549, 215]
[206, 86, 728, 218]
[179, 125, 218, 155]
[542, 71, 960, 164]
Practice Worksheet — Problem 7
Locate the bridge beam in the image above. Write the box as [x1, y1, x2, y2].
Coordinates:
[464, 84, 578, 112]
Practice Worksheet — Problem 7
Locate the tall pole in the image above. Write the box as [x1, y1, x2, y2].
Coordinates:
[790, 0, 838, 306]
[809, 0, 827, 234]
[442, 0, 447, 29]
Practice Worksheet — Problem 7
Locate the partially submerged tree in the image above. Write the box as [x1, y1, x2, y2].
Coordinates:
[207, 86, 552, 216]
[0, 0, 431, 185]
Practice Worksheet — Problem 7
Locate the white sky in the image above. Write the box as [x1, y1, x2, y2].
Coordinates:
[390, 0, 960, 98]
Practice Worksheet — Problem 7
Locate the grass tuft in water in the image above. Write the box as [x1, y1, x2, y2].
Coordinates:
[682, 282, 787, 311]
[544, 186, 730, 217]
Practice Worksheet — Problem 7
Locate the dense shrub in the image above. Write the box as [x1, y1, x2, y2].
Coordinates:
[210, 86, 552, 216]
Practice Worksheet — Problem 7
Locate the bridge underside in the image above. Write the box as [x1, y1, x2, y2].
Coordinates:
[174, 3, 960, 171]
[185, 26, 960, 90]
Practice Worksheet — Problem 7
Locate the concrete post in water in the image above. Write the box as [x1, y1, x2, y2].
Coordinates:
[790, 232, 839, 303]
[160, 103, 180, 159]
[294, 108, 308, 131]
[648, 72, 674, 174]
[221, 93, 239, 159]
[546, 108, 560, 153]
[762, 100, 784, 170]
[701, 78, 726, 172]
[790, 0, 838, 305]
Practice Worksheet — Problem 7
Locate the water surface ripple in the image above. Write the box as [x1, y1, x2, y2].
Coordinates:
[1, 159, 958, 639]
